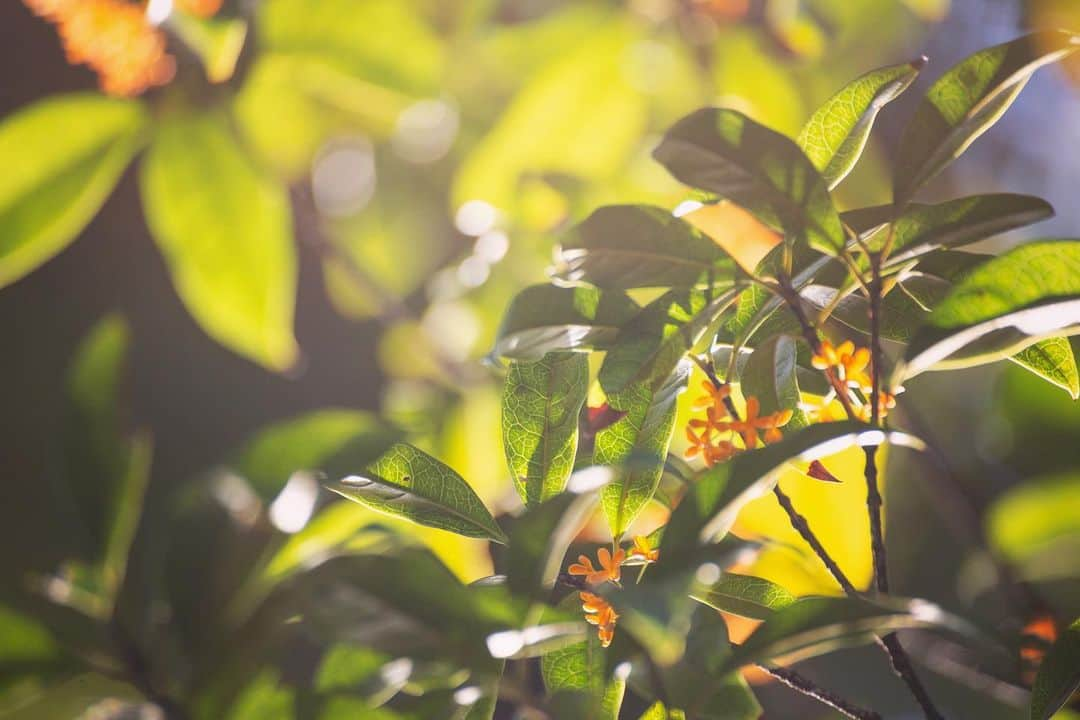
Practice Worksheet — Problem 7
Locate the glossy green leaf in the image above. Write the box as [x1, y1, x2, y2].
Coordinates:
[690, 573, 797, 620]
[739, 334, 808, 429]
[1010, 338, 1080, 400]
[232, 410, 401, 501]
[329, 443, 507, 543]
[494, 285, 640, 360]
[502, 352, 589, 505]
[599, 287, 738, 397]
[797, 59, 923, 189]
[894, 31, 1080, 203]
[661, 421, 925, 561]
[722, 595, 984, 671]
[0, 94, 146, 288]
[900, 240, 1080, 380]
[598, 369, 688, 538]
[140, 112, 298, 371]
[846, 194, 1054, 263]
[653, 108, 844, 254]
[554, 205, 736, 289]
[1031, 617, 1080, 720]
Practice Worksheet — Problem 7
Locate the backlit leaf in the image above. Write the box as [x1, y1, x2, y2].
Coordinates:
[0, 94, 146, 288]
[797, 59, 923, 189]
[739, 334, 808, 429]
[690, 573, 797, 620]
[502, 352, 590, 505]
[894, 31, 1080, 203]
[329, 443, 507, 544]
[1009, 338, 1080, 400]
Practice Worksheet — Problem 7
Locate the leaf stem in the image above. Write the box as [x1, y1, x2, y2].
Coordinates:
[757, 663, 882, 720]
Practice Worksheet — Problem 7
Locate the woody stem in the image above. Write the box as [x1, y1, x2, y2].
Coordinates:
[757, 663, 882, 720]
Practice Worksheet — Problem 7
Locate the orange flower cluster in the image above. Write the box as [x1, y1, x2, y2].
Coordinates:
[579, 591, 618, 647]
[568, 545, 634, 648]
[684, 381, 793, 467]
[629, 535, 659, 563]
[810, 340, 897, 421]
[24, 0, 174, 96]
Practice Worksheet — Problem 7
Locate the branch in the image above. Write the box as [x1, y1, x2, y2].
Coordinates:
[772, 485, 857, 595]
[757, 663, 882, 720]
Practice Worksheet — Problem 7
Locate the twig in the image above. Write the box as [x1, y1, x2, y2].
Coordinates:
[772, 485, 857, 595]
[757, 663, 882, 720]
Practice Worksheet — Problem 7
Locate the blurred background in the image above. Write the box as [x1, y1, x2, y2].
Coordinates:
[2, 0, 1080, 717]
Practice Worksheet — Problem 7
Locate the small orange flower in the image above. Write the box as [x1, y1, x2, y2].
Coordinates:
[856, 391, 897, 422]
[691, 380, 732, 417]
[714, 396, 793, 449]
[629, 535, 659, 563]
[568, 547, 624, 585]
[176, 0, 222, 17]
[580, 591, 619, 648]
[813, 340, 873, 391]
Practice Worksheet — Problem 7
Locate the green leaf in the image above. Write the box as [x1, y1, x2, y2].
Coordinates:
[639, 702, 686, 720]
[0, 94, 146, 288]
[987, 473, 1080, 564]
[661, 421, 925, 562]
[1009, 338, 1080, 400]
[721, 595, 985, 671]
[1030, 617, 1080, 720]
[845, 194, 1054, 263]
[232, 410, 401, 501]
[506, 488, 599, 602]
[894, 31, 1080, 203]
[328, 443, 507, 543]
[598, 369, 689, 538]
[0, 674, 142, 720]
[652, 108, 844, 254]
[797, 59, 923, 189]
[739, 334, 808, 429]
[140, 111, 298, 371]
[554, 205, 736, 289]
[494, 285, 640, 361]
[540, 600, 625, 720]
[599, 287, 738, 397]
[502, 352, 590, 505]
[690, 573, 797, 620]
[900, 240, 1080, 380]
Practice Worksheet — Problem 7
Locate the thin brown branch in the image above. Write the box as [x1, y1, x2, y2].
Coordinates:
[772, 485, 857, 595]
[757, 663, 882, 720]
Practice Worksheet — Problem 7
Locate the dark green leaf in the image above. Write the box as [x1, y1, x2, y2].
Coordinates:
[329, 443, 507, 543]
[599, 287, 738, 397]
[554, 205, 736, 289]
[797, 59, 923, 189]
[493, 285, 640, 360]
[721, 595, 986, 671]
[661, 421, 925, 562]
[141, 111, 298, 371]
[0, 94, 146, 288]
[0, 674, 142, 720]
[502, 352, 590, 505]
[894, 31, 1080, 203]
[1030, 617, 1080, 720]
[900, 240, 1080, 380]
[690, 573, 797, 620]
[653, 108, 844, 254]
[739, 334, 808, 429]
[597, 369, 689, 538]
[505, 490, 599, 601]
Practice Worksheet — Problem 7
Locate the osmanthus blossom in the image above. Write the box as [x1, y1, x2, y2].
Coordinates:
[567, 537, 657, 647]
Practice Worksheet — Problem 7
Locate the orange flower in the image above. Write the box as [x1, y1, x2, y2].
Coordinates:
[23, 0, 176, 97]
[568, 547, 624, 585]
[580, 591, 619, 648]
[714, 396, 793, 449]
[812, 340, 872, 391]
[176, 0, 222, 17]
[629, 535, 659, 563]
[691, 380, 732, 417]
[684, 422, 737, 467]
[856, 391, 897, 422]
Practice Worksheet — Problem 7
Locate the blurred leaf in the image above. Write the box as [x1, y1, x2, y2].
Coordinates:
[639, 702, 686, 720]
[494, 285, 640, 360]
[598, 368, 689, 538]
[987, 473, 1080, 563]
[0, 674, 141, 720]
[797, 59, 922, 189]
[900, 240, 1080, 379]
[506, 491, 599, 601]
[554, 205, 737, 289]
[502, 352, 589, 506]
[225, 671, 293, 719]
[454, 21, 647, 213]
[0, 605, 62, 671]
[329, 443, 507, 543]
[232, 410, 401, 501]
[661, 421, 925, 560]
[169, 12, 248, 83]
[315, 645, 403, 705]
[0, 94, 146, 288]
[1010, 338, 1080, 400]
[1030, 617, 1080, 720]
[722, 595, 984, 670]
[690, 573, 797, 620]
[599, 288, 738, 397]
[652, 108, 844, 254]
[140, 111, 298, 371]
[894, 31, 1080, 203]
[739, 334, 808, 429]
